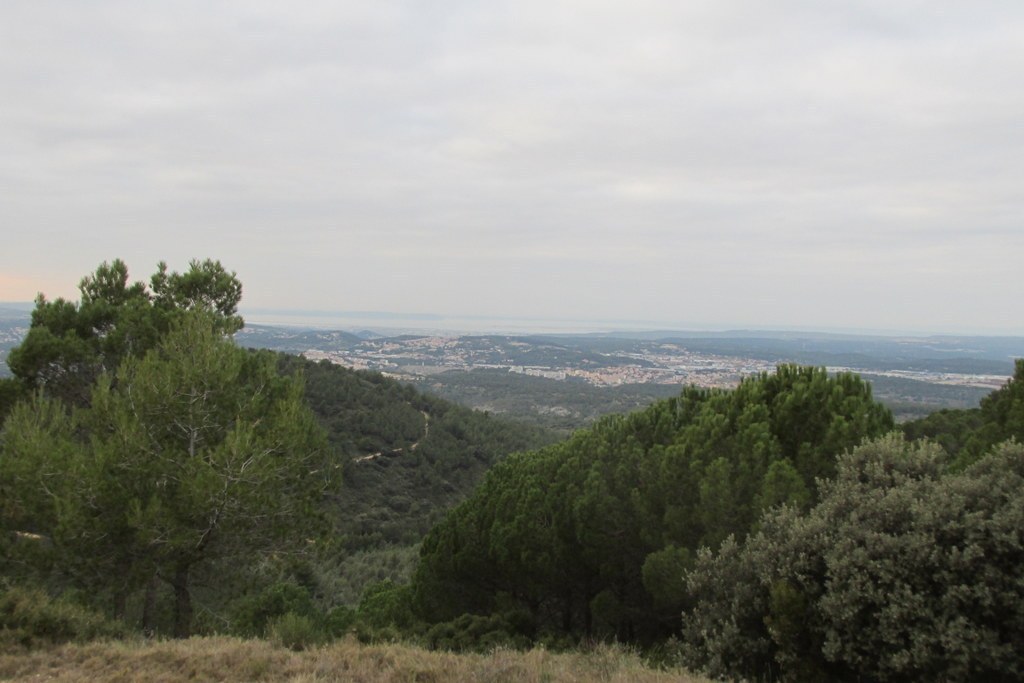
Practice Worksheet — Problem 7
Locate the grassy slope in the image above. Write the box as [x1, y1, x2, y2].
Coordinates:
[0, 637, 709, 682]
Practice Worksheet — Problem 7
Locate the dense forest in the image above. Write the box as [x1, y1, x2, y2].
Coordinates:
[0, 260, 551, 638]
[1, 260, 1022, 682]
[399, 362, 1023, 680]
[411, 367, 895, 641]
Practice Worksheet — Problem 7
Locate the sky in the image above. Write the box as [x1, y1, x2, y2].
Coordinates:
[1, 1, 1023, 335]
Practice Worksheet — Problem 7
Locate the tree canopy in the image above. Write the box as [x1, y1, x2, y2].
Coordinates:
[412, 365, 894, 643]
[4, 259, 242, 408]
[902, 358, 1024, 466]
[681, 435, 1024, 682]
[0, 262, 335, 637]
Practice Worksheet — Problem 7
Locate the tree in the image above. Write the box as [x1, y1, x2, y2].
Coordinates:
[1, 309, 336, 637]
[6, 259, 242, 406]
[0, 377, 25, 428]
[971, 358, 1024, 459]
[411, 366, 893, 645]
[681, 435, 1024, 682]
[900, 358, 1024, 466]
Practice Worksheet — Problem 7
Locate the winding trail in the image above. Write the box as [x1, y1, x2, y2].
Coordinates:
[353, 410, 430, 464]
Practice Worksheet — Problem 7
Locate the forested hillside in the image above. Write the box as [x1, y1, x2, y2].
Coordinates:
[3, 260, 1022, 682]
[679, 363, 1024, 680]
[411, 367, 894, 644]
[278, 355, 553, 551]
[412, 368, 682, 432]
[275, 355, 556, 606]
[0, 260, 553, 640]
[384, 361, 1023, 681]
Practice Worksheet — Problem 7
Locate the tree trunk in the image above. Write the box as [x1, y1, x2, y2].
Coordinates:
[142, 574, 159, 637]
[171, 563, 193, 638]
[112, 590, 127, 621]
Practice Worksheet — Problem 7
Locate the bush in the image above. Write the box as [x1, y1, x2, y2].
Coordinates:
[681, 436, 1024, 682]
[817, 439, 1024, 681]
[268, 612, 322, 651]
[424, 613, 527, 652]
[231, 581, 317, 637]
[323, 605, 356, 638]
[356, 580, 416, 630]
[0, 584, 128, 649]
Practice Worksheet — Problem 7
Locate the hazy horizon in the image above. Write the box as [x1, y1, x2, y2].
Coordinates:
[238, 307, 1024, 338]
[6, 299, 1023, 339]
[2, 3, 1023, 335]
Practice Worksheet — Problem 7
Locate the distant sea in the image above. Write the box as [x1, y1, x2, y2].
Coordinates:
[239, 309, 675, 336]
[5, 302, 1018, 338]
[238, 308, 987, 338]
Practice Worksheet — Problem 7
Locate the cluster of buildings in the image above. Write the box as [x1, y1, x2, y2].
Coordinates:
[301, 336, 781, 388]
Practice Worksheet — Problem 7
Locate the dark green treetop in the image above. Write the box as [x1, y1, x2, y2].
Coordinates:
[412, 365, 894, 643]
[6, 259, 242, 407]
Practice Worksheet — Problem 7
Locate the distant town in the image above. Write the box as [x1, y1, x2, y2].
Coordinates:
[2, 306, 1018, 422]
[246, 329, 1011, 393]
[301, 338, 781, 388]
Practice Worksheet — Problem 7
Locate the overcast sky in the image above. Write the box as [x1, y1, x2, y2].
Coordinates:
[2, 1, 1022, 334]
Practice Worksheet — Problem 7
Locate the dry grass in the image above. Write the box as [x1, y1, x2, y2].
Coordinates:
[0, 636, 709, 682]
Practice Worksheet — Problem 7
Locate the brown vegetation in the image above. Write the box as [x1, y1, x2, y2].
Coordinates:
[0, 636, 709, 683]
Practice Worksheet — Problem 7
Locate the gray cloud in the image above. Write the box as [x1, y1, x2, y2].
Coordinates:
[1, 1, 1022, 333]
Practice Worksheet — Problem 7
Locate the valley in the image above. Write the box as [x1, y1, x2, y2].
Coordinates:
[237, 324, 1022, 423]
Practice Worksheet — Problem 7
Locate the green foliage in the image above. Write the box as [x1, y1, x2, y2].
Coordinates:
[7, 259, 242, 407]
[412, 368, 682, 433]
[423, 612, 528, 652]
[678, 535, 776, 680]
[323, 605, 356, 638]
[0, 311, 337, 637]
[969, 358, 1024, 458]
[681, 435, 1024, 682]
[231, 582, 317, 637]
[314, 545, 420, 608]
[412, 366, 893, 645]
[2, 261, 547, 640]
[356, 580, 416, 631]
[816, 439, 1024, 681]
[278, 355, 554, 554]
[755, 458, 810, 512]
[901, 407, 983, 457]
[0, 583, 128, 649]
[641, 546, 692, 611]
[268, 611, 322, 651]
[901, 359, 1024, 466]
[0, 378, 25, 428]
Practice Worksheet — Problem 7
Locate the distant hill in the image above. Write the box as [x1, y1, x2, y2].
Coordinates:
[238, 325, 363, 353]
[411, 368, 682, 433]
[275, 355, 556, 551]
[237, 324, 1021, 429]
[268, 354, 557, 605]
[545, 331, 1022, 372]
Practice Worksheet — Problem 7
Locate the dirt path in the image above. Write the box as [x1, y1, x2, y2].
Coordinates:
[353, 410, 430, 463]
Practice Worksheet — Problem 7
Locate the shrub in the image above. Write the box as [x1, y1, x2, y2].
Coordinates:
[681, 436, 1024, 682]
[424, 613, 526, 652]
[231, 581, 317, 637]
[356, 580, 416, 630]
[323, 605, 356, 638]
[268, 611, 322, 651]
[0, 584, 128, 649]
